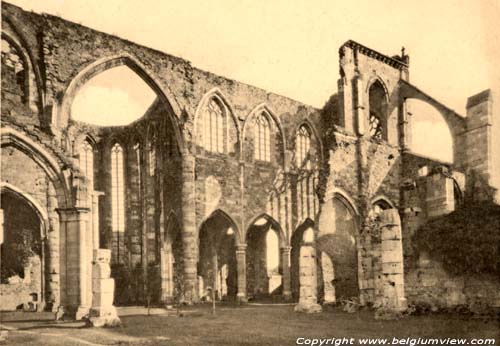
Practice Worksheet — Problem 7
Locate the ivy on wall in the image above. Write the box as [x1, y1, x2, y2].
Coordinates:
[412, 202, 500, 276]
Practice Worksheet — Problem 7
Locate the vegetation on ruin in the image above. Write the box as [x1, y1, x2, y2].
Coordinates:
[1, 228, 40, 283]
[413, 201, 500, 276]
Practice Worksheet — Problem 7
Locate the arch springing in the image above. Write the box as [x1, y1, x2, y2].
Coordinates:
[255, 112, 271, 161]
[203, 98, 225, 153]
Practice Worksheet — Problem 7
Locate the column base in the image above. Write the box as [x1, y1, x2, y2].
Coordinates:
[75, 306, 90, 320]
[54, 306, 65, 320]
[89, 306, 121, 327]
[282, 291, 292, 302]
[294, 302, 322, 313]
[236, 293, 248, 303]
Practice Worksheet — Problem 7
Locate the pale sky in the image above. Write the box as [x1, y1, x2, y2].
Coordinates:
[6, 0, 499, 162]
[7, 0, 499, 112]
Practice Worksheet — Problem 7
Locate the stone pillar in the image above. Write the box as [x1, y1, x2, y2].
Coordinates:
[91, 192, 104, 250]
[235, 244, 247, 302]
[321, 252, 336, 304]
[181, 154, 198, 303]
[161, 242, 176, 303]
[294, 240, 321, 313]
[57, 207, 91, 319]
[89, 249, 120, 327]
[280, 246, 292, 300]
[377, 209, 407, 317]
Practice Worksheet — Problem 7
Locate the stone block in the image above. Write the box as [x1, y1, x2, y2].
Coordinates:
[92, 278, 114, 293]
[92, 291, 114, 307]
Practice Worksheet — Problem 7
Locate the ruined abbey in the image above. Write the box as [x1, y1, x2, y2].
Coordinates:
[1, 2, 499, 319]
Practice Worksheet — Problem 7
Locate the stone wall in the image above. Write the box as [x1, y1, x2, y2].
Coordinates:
[406, 252, 500, 309]
[2, 1, 498, 309]
[0, 257, 42, 311]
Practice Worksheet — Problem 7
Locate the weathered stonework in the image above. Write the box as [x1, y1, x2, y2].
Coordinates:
[1, 1, 498, 317]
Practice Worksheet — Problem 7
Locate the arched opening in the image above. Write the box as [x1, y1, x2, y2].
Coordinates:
[317, 195, 359, 302]
[296, 125, 312, 169]
[255, 112, 271, 162]
[369, 198, 393, 220]
[407, 99, 453, 163]
[198, 210, 238, 302]
[70, 65, 156, 126]
[78, 138, 95, 190]
[330, 197, 358, 300]
[245, 215, 284, 301]
[290, 219, 314, 302]
[0, 189, 44, 311]
[243, 105, 285, 166]
[1, 36, 28, 105]
[203, 97, 226, 153]
[368, 80, 388, 140]
[161, 213, 183, 303]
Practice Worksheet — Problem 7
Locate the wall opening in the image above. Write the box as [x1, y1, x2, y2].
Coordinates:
[198, 211, 238, 301]
[246, 216, 283, 300]
[368, 80, 388, 140]
[71, 66, 156, 126]
[407, 99, 453, 163]
[0, 190, 43, 311]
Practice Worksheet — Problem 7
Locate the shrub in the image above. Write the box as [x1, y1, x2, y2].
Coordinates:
[412, 201, 500, 276]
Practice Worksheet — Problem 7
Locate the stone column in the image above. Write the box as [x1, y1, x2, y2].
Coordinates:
[280, 246, 292, 301]
[321, 252, 336, 304]
[57, 207, 91, 319]
[181, 154, 198, 303]
[377, 209, 407, 318]
[235, 244, 247, 302]
[91, 192, 104, 250]
[89, 249, 120, 327]
[294, 239, 321, 313]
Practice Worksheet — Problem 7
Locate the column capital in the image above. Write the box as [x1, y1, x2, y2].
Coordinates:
[280, 246, 292, 253]
[56, 207, 90, 221]
[235, 244, 247, 253]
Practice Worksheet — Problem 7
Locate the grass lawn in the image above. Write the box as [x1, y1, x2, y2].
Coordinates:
[114, 304, 499, 346]
[1, 304, 498, 345]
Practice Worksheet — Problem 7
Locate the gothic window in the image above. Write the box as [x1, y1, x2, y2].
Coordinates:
[369, 112, 383, 139]
[111, 143, 125, 233]
[79, 139, 94, 189]
[296, 125, 311, 169]
[255, 112, 271, 161]
[368, 80, 388, 140]
[203, 98, 224, 153]
[1, 37, 27, 103]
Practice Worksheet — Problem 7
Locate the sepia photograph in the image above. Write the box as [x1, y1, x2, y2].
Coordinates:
[0, 0, 499, 345]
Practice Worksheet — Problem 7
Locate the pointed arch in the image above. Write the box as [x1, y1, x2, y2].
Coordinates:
[246, 213, 287, 247]
[1, 127, 71, 208]
[2, 19, 44, 112]
[367, 78, 389, 140]
[78, 136, 96, 189]
[194, 88, 240, 153]
[57, 54, 185, 153]
[292, 119, 323, 161]
[334, 191, 360, 224]
[243, 104, 285, 146]
[243, 104, 286, 166]
[200, 208, 242, 244]
[371, 195, 395, 209]
[365, 75, 390, 102]
[0, 182, 49, 234]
